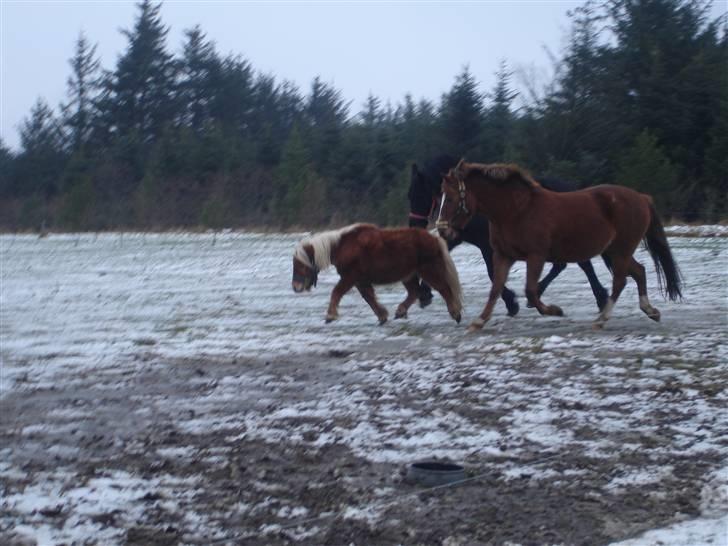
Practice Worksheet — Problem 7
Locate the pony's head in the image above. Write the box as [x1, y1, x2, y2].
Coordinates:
[436, 159, 475, 240]
[292, 243, 318, 292]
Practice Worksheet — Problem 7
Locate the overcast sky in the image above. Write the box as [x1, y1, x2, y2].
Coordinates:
[0, 1, 722, 151]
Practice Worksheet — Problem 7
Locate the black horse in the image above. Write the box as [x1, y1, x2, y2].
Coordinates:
[409, 155, 609, 315]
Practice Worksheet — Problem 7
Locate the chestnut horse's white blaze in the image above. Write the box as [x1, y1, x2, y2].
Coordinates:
[291, 223, 463, 326]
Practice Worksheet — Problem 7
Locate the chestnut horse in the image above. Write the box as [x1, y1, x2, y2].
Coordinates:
[409, 155, 608, 314]
[436, 161, 682, 331]
[292, 224, 463, 325]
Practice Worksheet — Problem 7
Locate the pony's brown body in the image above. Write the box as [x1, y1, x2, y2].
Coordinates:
[437, 162, 682, 330]
[292, 224, 462, 324]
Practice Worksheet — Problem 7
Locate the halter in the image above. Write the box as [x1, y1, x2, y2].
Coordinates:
[435, 178, 469, 231]
[293, 254, 319, 288]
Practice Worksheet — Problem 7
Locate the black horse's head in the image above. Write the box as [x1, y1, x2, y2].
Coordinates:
[408, 154, 460, 228]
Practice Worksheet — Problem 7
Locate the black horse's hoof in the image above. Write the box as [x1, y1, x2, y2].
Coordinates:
[419, 293, 434, 308]
[596, 291, 609, 311]
[506, 299, 520, 317]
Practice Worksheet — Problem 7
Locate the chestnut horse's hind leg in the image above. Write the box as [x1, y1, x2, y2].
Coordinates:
[325, 278, 355, 323]
[395, 276, 420, 319]
[357, 283, 389, 325]
[525, 256, 564, 317]
[470, 251, 514, 331]
[628, 257, 661, 322]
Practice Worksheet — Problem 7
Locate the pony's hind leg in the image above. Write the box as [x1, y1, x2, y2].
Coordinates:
[628, 258, 660, 321]
[357, 283, 389, 324]
[418, 265, 461, 324]
[395, 276, 420, 319]
[525, 256, 564, 316]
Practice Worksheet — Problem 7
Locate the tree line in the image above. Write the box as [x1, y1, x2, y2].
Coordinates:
[1, 0, 725, 231]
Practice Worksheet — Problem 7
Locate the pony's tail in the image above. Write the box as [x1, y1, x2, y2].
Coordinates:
[436, 235, 464, 312]
[644, 199, 683, 301]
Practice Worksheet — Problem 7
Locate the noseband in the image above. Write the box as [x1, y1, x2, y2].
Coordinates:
[436, 178, 469, 231]
[293, 260, 318, 287]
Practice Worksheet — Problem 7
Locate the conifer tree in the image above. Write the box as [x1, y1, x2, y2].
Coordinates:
[439, 66, 484, 157]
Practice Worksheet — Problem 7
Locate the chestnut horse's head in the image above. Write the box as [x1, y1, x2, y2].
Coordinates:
[292, 243, 318, 292]
[436, 159, 475, 240]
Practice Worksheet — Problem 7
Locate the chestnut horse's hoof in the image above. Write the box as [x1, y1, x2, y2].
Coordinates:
[325, 314, 338, 323]
[468, 318, 485, 332]
[592, 320, 606, 330]
[451, 312, 461, 324]
[547, 305, 564, 317]
[646, 308, 661, 322]
[378, 316, 388, 325]
[395, 307, 407, 319]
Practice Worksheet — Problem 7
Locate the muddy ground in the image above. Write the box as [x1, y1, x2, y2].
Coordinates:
[1, 233, 726, 545]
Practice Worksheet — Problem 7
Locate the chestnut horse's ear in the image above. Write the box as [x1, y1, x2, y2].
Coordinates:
[452, 158, 466, 179]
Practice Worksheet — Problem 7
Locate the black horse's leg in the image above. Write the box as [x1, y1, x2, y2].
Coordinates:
[481, 247, 519, 317]
[577, 260, 609, 311]
[419, 238, 462, 307]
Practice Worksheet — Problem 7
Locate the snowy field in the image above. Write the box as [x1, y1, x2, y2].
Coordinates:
[1, 229, 726, 545]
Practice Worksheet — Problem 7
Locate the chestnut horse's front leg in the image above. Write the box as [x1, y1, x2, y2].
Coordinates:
[325, 277, 355, 323]
[525, 255, 564, 317]
[357, 283, 389, 324]
[470, 250, 514, 332]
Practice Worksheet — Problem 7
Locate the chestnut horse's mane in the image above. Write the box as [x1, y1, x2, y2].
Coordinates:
[294, 223, 368, 271]
[453, 161, 541, 190]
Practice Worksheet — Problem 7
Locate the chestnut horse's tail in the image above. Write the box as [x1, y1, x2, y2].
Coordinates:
[644, 199, 683, 301]
[435, 235, 463, 311]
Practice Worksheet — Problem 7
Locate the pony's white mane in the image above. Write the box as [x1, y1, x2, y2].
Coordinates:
[293, 224, 364, 271]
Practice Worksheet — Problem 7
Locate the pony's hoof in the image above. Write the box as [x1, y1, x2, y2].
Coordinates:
[592, 320, 606, 330]
[506, 300, 520, 317]
[451, 312, 462, 324]
[325, 314, 338, 323]
[378, 316, 388, 325]
[647, 309, 661, 322]
[394, 309, 407, 319]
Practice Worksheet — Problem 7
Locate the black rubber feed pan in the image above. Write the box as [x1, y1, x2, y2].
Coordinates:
[406, 461, 466, 487]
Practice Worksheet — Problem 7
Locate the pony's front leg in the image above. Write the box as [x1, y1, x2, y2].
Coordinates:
[526, 256, 564, 316]
[395, 276, 420, 320]
[325, 278, 355, 323]
[470, 252, 514, 332]
[357, 284, 389, 324]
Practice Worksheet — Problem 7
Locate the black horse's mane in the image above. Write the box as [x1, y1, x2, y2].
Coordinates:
[421, 154, 459, 193]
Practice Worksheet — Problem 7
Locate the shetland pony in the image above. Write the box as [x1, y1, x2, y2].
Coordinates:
[409, 155, 608, 314]
[292, 224, 463, 325]
[436, 161, 682, 331]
